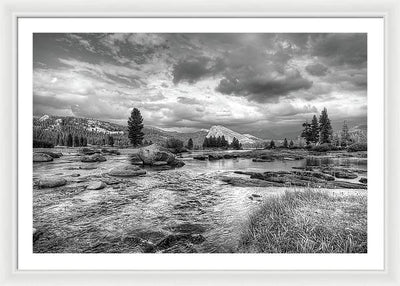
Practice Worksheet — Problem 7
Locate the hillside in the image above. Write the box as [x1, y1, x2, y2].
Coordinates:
[206, 125, 263, 145]
[33, 115, 207, 147]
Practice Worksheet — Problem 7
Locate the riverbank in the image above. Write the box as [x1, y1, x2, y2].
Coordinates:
[238, 189, 367, 253]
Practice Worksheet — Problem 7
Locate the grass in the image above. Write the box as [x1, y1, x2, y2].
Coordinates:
[238, 189, 367, 253]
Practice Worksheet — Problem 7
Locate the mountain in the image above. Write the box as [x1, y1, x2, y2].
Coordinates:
[206, 125, 263, 145]
[33, 115, 207, 147]
[142, 126, 207, 147]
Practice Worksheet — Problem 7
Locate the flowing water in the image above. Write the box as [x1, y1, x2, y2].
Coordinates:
[33, 148, 367, 253]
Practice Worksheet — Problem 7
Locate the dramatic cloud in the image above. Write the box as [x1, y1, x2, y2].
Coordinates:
[172, 56, 224, 84]
[33, 33, 367, 136]
[305, 63, 329, 76]
[216, 69, 313, 103]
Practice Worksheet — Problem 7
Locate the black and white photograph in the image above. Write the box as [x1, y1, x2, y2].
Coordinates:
[32, 32, 368, 254]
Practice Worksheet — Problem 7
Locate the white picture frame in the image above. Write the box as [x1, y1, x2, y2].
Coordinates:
[1, 0, 400, 285]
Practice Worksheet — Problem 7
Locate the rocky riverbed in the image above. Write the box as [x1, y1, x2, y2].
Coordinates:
[32, 146, 367, 253]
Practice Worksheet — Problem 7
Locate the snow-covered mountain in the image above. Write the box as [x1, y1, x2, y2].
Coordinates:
[206, 125, 263, 144]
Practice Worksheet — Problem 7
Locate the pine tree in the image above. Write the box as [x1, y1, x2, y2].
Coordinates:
[107, 135, 114, 147]
[231, 137, 241, 150]
[269, 140, 275, 149]
[289, 140, 294, 148]
[128, 108, 144, 147]
[319, 107, 333, 144]
[187, 138, 194, 150]
[73, 135, 80, 147]
[310, 115, 320, 143]
[216, 136, 222, 148]
[341, 120, 351, 146]
[283, 138, 288, 148]
[221, 135, 228, 148]
[67, 133, 73, 147]
[301, 120, 313, 145]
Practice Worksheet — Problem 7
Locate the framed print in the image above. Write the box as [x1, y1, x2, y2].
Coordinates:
[17, 16, 384, 271]
[1, 0, 400, 285]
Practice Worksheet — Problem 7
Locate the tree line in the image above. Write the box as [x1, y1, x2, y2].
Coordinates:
[300, 107, 353, 147]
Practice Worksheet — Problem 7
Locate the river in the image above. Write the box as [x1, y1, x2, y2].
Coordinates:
[32, 148, 367, 253]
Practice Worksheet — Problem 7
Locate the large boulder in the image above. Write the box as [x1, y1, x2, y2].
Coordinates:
[38, 177, 67, 188]
[81, 154, 107, 163]
[79, 147, 100, 155]
[109, 165, 146, 177]
[33, 153, 53, 162]
[87, 181, 106, 190]
[38, 151, 63, 158]
[138, 144, 185, 167]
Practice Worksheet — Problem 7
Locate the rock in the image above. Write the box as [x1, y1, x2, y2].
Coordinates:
[208, 154, 222, 161]
[291, 171, 335, 181]
[152, 165, 172, 171]
[333, 171, 358, 179]
[81, 154, 107, 163]
[38, 151, 63, 158]
[130, 154, 143, 165]
[321, 168, 358, 179]
[331, 181, 367, 189]
[101, 148, 121, 155]
[71, 173, 80, 177]
[33, 153, 53, 162]
[79, 164, 98, 170]
[292, 166, 314, 171]
[170, 160, 185, 168]
[87, 181, 106, 190]
[223, 154, 238, 159]
[39, 177, 67, 188]
[79, 148, 100, 155]
[359, 177, 367, 184]
[153, 161, 168, 166]
[252, 158, 273, 162]
[193, 155, 208, 160]
[234, 171, 259, 176]
[138, 144, 176, 165]
[109, 165, 146, 177]
[103, 178, 122, 185]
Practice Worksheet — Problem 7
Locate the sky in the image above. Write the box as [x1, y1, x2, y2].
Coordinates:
[33, 33, 367, 137]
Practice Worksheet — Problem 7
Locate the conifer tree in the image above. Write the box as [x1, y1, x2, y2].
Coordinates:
[341, 120, 351, 146]
[73, 135, 80, 147]
[319, 107, 333, 144]
[108, 135, 114, 147]
[128, 108, 144, 147]
[67, 133, 73, 147]
[310, 115, 320, 143]
[269, 140, 276, 149]
[283, 138, 288, 148]
[301, 120, 313, 145]
[289, 140, 294, 148]
[187, 138, 194, 150]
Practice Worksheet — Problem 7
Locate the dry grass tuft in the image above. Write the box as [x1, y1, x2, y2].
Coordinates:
[238, 189, 367, 253]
